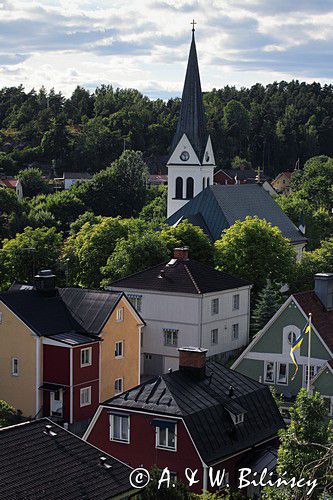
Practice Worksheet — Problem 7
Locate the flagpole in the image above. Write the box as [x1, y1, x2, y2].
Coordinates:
[307, 313, 312, 393]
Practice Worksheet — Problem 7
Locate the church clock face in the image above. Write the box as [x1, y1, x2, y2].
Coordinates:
[180, 151, 190, 161]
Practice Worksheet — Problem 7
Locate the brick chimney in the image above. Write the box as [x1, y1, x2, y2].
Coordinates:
[174, 247, 189, 261]
[178, 347, 207, 380]
[314, 273, 333, 311]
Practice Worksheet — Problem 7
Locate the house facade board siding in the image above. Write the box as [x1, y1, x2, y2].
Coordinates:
[73, 343, 100, 385]
[73, 379, 100, 421]
[100, 297, 140, 402]
[313, 370, 333, 397]
[43, 344, 70, 385]
[0, 301, 38, 417]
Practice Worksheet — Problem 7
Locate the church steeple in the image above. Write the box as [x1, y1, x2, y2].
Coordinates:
[166, 23, 215, 219]
[170, 25, 208, 161]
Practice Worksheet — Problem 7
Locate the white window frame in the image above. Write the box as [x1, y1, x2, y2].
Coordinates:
[155, 423, 177, 451]
[115, 341, 124, 358]
[211, 298, 219, 315]
[277, 362, 288, 385]
[80, 347, 92, 367]
[116, 307, 124, 322]
[322, 396, 333, 417]
[109, 414, 130, 443]
[303, 365, 320, 386]
[163, 329, 178, 347]
[11, 357, 19, 376]
[211, 328, 218, 345]
[232, 323, 239, 340]
[80, 386, 91, 407]
[114, 378, 123, 395]
[232, 294, 240, 311]
[264, 361, 275, 384]
[128, 294, 142, 313]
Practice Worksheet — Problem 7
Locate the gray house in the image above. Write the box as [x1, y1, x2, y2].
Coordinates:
[232, 273, 333, 419]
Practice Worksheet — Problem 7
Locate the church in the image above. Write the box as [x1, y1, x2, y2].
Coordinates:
[165, 26, 307, 259]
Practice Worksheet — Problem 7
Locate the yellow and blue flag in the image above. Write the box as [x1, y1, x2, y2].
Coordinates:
[290, 320, 311, 380]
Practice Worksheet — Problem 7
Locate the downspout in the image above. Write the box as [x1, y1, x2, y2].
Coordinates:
[70, 348, 74, 424]
[199, 295, 203, 347]
[203, 463, 208, 491]
[35, 336, 42, 416]
[247, 286, 252, 343]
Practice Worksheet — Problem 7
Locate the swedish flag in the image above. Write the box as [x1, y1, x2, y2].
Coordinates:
[290, 321, 311, 380]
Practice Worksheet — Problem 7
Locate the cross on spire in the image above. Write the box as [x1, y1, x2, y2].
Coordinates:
[191, 19, 196, 32]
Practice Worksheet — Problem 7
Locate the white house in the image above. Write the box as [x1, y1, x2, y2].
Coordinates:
[108, 247, 251, 376]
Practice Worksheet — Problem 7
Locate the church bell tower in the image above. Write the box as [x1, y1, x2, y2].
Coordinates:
[167, 22, 215, 218]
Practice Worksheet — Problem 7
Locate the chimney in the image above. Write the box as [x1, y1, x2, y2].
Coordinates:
[178, 347, 207, 380]
[34, 269, 56, 297]
[314, 273, 333, 311]
[174, 247, 189, 261]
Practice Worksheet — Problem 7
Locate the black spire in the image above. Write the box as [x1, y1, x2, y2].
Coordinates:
[171, 27, 208, 161]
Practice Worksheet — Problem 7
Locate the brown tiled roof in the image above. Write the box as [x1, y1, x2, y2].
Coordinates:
[293, 291, 333, 353]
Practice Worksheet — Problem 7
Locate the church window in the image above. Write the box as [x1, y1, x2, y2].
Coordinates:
[175, 177, 183, 199]
[186, 177, 194, 199]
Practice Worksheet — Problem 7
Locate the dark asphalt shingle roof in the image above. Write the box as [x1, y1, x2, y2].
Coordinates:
[170, 31, 208, 161]
[104, 361, 284, 465]
[0, 418, 133, 500]
[110, 258, 250, 295]
[0, 287, 123, 338]
[166, 184, 307, 243]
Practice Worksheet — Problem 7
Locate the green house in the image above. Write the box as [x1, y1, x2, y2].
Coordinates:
[232, 274, 333, 418]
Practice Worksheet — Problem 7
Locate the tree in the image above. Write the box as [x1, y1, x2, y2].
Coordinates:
[139, 186, 167, 225]
[0, 188, 27, 241]
[214, 216, 296, 292]
[160, 221, 214, 265]
[101, 231, 169, 285]
[138, 466, 192, 500]
[77, 150, 149, 217]
[18, 167, 50, 198]
[251, 279, 284, 333]
[0, 400, 17, 428]
[231, 156, 251, 170]
[0, 152, 17, 176]
[292, 237, 333, 292]
[42, 190, 86, 232]
[262, 389, 333, 499]
[0, 226, 63, 287]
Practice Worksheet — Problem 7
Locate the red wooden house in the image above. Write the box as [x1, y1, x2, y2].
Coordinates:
[84, 347, 284, 494]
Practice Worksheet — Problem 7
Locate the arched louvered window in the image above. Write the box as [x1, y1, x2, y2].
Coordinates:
[175, 177, 183, 199]
[186, 177, 194, 199]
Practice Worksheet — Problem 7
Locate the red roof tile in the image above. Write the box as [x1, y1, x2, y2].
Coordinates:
[293, 291, 333, 353]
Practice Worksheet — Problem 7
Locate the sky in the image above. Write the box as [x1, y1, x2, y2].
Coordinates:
[0, 0, 332, 99]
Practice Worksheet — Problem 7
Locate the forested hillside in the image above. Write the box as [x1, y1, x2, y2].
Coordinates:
[0, 81, 332, 176]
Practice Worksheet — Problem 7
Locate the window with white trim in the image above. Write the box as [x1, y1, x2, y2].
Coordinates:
[109, 414, 130, 443]
[304, 365, 320, 385]
[232, 294, 240, 310]
[264, 361, 275, 383]
[115, 341, 124, 358]
[80, 386, 91, 407]
[277, 362, 288, 385]
[211, 298, 219, 315]
[156, 423, 176, 450]
[232, 323, 239, 340]
[80, 347, 92, 367]
[164, 329, 178, 347]
[211, 328, 218, 345]
[11, 357, 19, 376]
[128, 294, 142, 313]
[322, 396, 333, 417]
[116, 307, 124, 322]
[114, 378, 123, 395]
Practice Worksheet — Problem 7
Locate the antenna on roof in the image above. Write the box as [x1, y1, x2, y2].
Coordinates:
[228, 385, 234, 397]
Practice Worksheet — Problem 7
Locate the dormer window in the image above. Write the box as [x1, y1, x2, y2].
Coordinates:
[230, 412, 244, 425]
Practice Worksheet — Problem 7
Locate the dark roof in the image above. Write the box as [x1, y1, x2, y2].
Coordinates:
[0, 287, 123, 338]
[0, 418, 133, 500]
[293, 291, 333, 353]
[48, 332, 100, 346]
[170, 30, 208, 161]
[110, 258, 250, 295]
[166, 184, 307, 243]
[104, 360, 284, 465]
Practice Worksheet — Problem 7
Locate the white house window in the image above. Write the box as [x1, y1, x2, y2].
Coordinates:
[80, 386, 91, 407]
[232, 294, 240, 310]
[110, 414, 130, 443]
[304, 365, 320, 385]
[116, 307, 124, 322]
[11, 357, 19, 376]
[114, 378, 123, 395]
[164, 329, 178, 347]
[80, 347, 92, 367]
[264, 361, 275, 383]
[128, 294, 142, 313]
[211, 298, 219, 315]
[211, 329, 218, 345]
[277, 363, 288, 385]
[232, 323, 239, 340]
[156, 423, 176, 450]
[115, 341, 124, 358]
